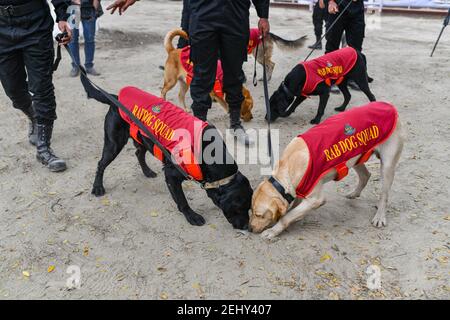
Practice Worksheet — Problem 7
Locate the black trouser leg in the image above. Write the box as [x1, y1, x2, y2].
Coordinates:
[219, 28, 247, 127]
[22, 32, 56, 123]
[325, 13, 346, 53]
[189, 31, 219, 121]
[312, 4, 325, 41]
[345, 11, 365, 52]
[177, 0, 191, 49]
[0, 49, 33, 114]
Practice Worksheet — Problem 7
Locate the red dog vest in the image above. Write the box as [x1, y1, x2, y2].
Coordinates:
[300, 47, 358, 97]
[248, 28, 261, 54]
[295, 102, 398, 198]
[118, 86, 208, 181]
[180, 46, 224, 99]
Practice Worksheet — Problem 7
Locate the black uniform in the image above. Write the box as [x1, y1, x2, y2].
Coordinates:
[0, 0, 68, 122]
[325, 0, 365, 54]
[0, 0, 69, 172]
[188, 0, 269, 123]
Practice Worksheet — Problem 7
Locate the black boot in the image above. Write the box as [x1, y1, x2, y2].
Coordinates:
[36, 122, 67, 172]
[308, 37, 322, 50]
[229, 108, 254, 147]
[22, 105, 38, 146]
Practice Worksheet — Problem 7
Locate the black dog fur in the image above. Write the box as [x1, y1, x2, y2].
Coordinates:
[80, 76, 252, 230]
[267, 51, 376, 124]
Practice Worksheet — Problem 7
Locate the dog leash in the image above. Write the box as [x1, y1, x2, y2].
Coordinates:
[303, 0, 352, 62]
[251, 35, 274, 169]
[261, 37, 275, 169]
[430, 8, 450, 57]
[53, 34, 210, 188]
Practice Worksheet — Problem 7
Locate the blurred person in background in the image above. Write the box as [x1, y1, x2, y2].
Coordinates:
[68, 0, 103, 77]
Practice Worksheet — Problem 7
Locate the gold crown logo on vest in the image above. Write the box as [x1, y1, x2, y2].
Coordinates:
[344, 124, 356, 136]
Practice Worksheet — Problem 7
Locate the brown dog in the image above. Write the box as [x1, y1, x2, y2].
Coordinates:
[250, 102, 405, 239]
[161, 29, 254, 122]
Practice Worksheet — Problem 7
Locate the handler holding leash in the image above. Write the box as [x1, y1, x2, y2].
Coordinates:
[325, 0, 369, 91]
[107, 0, 270, 146]
[0, 0, 72, 172]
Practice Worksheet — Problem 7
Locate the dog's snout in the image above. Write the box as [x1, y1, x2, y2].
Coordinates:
[247, 224, 253, 232]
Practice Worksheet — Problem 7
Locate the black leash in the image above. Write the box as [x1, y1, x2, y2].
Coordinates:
[261, 37, 274, 169]
[252, 41, 259, 87]
[303, 0, 352, 62]
[251, 35, 274, 168]
[430, 8, 450, 57]
[53, 34, 204, 187]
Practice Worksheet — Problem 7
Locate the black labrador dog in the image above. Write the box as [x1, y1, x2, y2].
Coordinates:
[267, 49, 376, 124]
[80, 76, 252, 230]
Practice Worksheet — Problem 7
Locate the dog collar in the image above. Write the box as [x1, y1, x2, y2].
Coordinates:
[268, 176, 295, 204]
[202, 173, 237, 190]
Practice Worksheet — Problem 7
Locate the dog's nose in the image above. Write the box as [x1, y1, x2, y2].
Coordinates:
[247, 224, 252, 232]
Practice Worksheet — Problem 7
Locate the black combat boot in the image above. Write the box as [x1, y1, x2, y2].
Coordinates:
[229, 108, 254, 147]
[308, 37, 322, 50]
[22, 105, 38, 146]
[36, 122, 67, 172]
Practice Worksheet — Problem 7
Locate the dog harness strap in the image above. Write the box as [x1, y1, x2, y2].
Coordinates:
[268, 176, 295, 204]
[356, 148, 374, 165]
[295, 102, 398, 198]
[153, 145, 164, 162]
[179, 149, 203, 181]
[335, 76, 345, 86]
[130, 124, 142, 144]
[300, 47, 358, 96]
[334, 163, 349, 181]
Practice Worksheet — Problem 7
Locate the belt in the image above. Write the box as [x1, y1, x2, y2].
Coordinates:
[0, 0, 45, 17]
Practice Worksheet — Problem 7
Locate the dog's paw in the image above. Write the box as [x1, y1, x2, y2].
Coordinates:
[371, 214, 386, 228]
[310, 118, 321, 125]
[261, 229, 278, 241]
[92, 185, 105, 197]
[335, 106, 346, 112]
[143, 169, 157, 178]
[185, 211, 206, 226]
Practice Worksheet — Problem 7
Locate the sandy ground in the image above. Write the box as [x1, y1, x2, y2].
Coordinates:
[0, 0, 449, 300]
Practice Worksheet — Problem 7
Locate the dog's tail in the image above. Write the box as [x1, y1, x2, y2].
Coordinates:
[164, 29, 188, 53]
[269, 33, 307, 51]
[80, 71, 116, 105]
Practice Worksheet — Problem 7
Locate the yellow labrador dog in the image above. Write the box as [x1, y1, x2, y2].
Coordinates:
[250, 102, 405, 239]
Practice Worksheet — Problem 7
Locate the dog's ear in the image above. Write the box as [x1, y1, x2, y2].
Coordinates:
[271, 197, 288, 221]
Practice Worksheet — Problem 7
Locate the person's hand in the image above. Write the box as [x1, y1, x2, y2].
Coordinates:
[57, 21, 72, 45]
[258, 18, 270, 38]
[328, 1, 339, 14]
[107, 0, 137, 15]
[319, 0, 325, 9]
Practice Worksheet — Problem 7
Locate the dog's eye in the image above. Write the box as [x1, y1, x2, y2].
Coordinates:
[255, 211, 264, 218]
